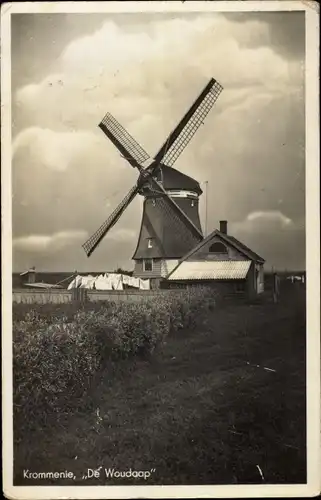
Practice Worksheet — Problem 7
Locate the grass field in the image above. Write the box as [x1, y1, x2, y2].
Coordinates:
[13, 284, 306, 486]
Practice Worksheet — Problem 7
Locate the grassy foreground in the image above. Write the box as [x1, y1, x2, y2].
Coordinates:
[13, 286, 306, 485]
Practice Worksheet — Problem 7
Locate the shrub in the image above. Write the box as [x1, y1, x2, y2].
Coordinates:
[13, 287, 218, 433]
[157, 286, 217, 332]
[13, 315, 101, 432]
[74, 300, 171, 359]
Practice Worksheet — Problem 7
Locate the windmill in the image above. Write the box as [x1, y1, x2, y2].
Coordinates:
[82, 77, 223, 285]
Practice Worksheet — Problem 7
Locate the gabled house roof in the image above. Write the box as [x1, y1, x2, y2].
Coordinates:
[220, 233, 265, 264]
[166, 228, 265, 279]
[180, 229, 265, 263]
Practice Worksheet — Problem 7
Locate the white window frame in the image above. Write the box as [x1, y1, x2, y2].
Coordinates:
[143, 258, 153, 272]
[147, 238, 153, 249]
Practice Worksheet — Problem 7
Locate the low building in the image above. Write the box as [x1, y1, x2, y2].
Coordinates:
[19, 266, 36, 284]
[165, 221, 265, 299]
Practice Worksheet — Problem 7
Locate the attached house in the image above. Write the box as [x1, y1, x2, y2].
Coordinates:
[166, 221, 265, 299]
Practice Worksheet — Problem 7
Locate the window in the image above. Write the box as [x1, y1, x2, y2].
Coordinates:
[143, 259, 153, 272]
[191, 200, 195, 207]
[147, 238, 153, 249]
[209, 242, 228, 253]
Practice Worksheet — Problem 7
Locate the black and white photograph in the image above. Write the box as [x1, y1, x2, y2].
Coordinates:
[1, 1, 320, 498]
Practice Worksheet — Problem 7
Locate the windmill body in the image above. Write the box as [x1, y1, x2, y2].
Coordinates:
[82, 78, 223, 287]
[132, 164, 203, 280]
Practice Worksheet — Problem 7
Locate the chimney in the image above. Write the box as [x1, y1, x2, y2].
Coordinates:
[219, 220, 227, 234]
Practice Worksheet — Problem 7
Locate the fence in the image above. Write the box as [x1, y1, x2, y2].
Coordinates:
[12, 288, 184, 305]
[13, 289, 72, 304]
[12, 274, 305, 305]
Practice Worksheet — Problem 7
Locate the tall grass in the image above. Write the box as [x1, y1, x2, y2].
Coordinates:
[13, 288, 217, 433]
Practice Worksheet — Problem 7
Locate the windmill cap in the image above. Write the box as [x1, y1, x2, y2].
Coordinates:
[159, 165, 202, 195]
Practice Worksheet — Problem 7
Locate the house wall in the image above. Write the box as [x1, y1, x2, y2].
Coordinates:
[257, 263, 265, 293]
[166, 263, 264, 299]
[246, 262, 257, 299]
[244, 262, 265, 297]
[133, 258, 180, 279]
[27, 272, 36, 283]
[133, 258, 162, 278]
[160, 259, 180, 277]
[188, 234, 247, 261]
[163, 280, 248, 298]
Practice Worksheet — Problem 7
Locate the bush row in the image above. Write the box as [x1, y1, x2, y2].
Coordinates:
[13, 287, 217, 429]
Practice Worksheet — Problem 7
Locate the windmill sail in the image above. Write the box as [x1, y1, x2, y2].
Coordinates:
[99, 113, 150, 168]
[154, 78, 223, 166]
[83, 76, 223, 258]
[83, 184, 140, 257]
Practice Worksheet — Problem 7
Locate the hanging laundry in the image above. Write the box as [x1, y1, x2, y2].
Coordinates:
[94, 275, 113, 290]
[67, 277, 76, 290]
[122, 274, 130, 285]
[128, 276, 140, 288]
[67, 275, 83, 289]
[139, 278, 150, 290]
[109, 274, 122, 290]
[79, 276, 96, 289]
[114, 275, 124, 290]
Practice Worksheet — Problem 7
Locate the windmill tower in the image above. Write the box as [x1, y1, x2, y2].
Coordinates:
[82, 78, 223, 286]
[132, 164, 203, 280]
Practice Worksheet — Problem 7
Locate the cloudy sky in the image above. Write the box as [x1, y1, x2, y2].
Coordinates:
[11, 10, 305, 272]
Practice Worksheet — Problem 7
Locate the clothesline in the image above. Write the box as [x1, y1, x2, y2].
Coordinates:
[67, 273, 150, 291]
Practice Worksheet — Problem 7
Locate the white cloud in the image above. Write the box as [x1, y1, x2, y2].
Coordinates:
[60, 17, 216, 75]
[230, 210, 296, 236]
[12, 14, 304, 203]
[14, 15, 302, 150]
[13, 127, 104, 172]
[246, 210, 294, 227]
[13, 230, 88, 252]
[104, 228, 136, 242]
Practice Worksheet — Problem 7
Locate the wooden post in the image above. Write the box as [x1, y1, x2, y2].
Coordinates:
[273, 272, 280, 304]
[71, 288, 88, 303]
[204, 180, 208, 237]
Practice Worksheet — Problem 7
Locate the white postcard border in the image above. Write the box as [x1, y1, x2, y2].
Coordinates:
[1, 2, 320, 498]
